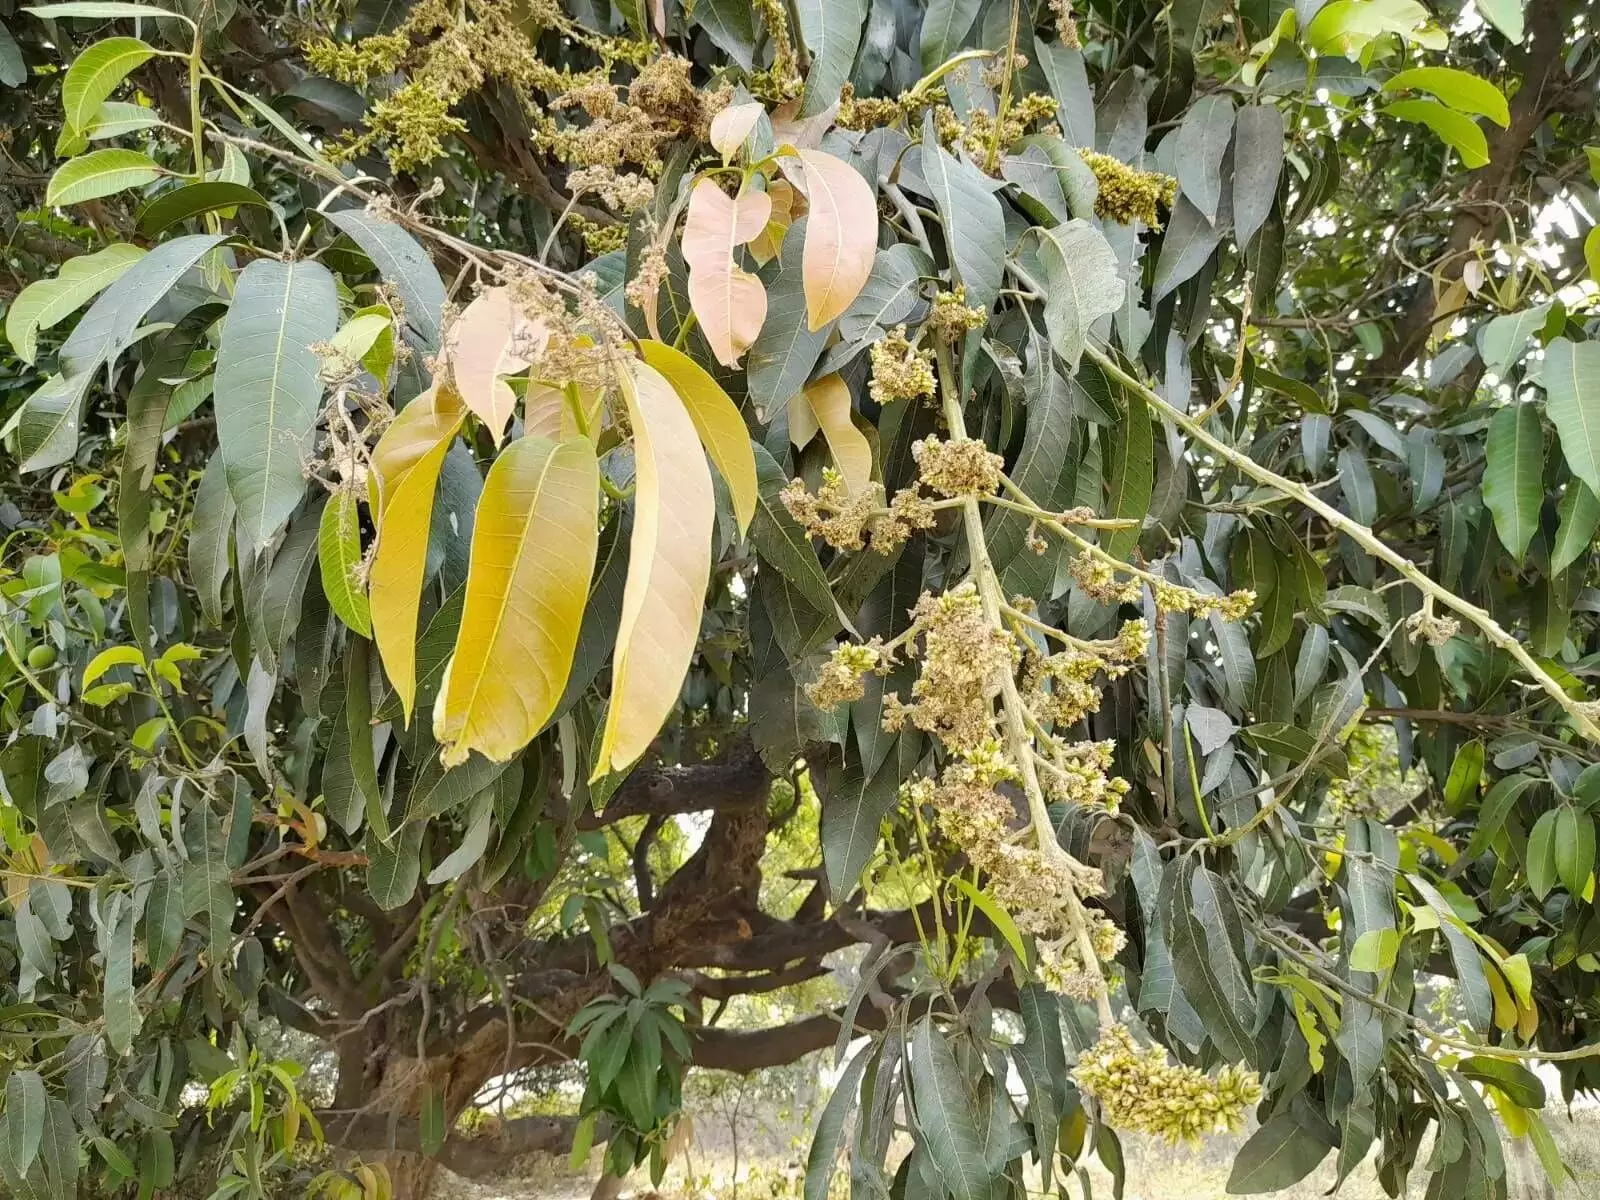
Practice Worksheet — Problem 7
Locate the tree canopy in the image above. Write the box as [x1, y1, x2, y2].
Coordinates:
[0, 0, 1598, 1196]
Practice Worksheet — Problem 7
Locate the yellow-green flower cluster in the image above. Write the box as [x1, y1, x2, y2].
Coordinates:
[1036, 738, 1129, 810]
[780, 471, 938, 554]
[574, 217, 628, 254]
[890, 584, 1018, 753]
[567, 164, 656, 212]
[750, 0, 803, 99]
[1036, 912, 1124, 999]
[869, 327, 937, 405]
[806, 640, 887, 709]
[1075, 1025, 1262, 1144]
[927, 288, 988, 340]
[904, 742, 1117, 999]
[1051, 0, 1082, 47]
[1069, 550, 1142, 604]
[958, 95, 1059, 158]
[1079, 150, 1178, 228]
[1023, 619, 1147, 729]
[913, 436, 1003, 498]
[1152, 580, 1256, 621]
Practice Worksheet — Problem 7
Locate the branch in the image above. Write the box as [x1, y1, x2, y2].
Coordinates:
[1085, 343, 1600, 744]
[316, 1111, 604, 1178]
[689, 980, 1019, 1073]
[576, 738, 769, 829]
[1367, 0, 1581, 380]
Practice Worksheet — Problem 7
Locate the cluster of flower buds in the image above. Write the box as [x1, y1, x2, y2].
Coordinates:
[1075, 1025, 1263, 1144]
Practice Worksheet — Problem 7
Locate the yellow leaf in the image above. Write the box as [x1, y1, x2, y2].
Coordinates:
[748, 179, 796, 266]
[787, 388, 820, 453]
[796, 148, 877, 330]
[594, 359, 715, 777]
[799, 373, 873, 495]
[524, 378, 570, 441]
[638, 340, 757, 535]
[1486, 965, 1517, 1032]
[445, 287, 545, 444]
[683, 179, 771, 367]
[370, 385, 464, 723]
[709, 102, 764, 162]
[435, 435, 599, 766]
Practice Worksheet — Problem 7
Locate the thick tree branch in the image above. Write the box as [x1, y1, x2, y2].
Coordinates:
[1368, 0, 1585, 380]
[316, 1111, 604, 1178]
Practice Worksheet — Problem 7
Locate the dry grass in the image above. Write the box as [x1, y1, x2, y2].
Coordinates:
[437, 1107, 1600, 1200]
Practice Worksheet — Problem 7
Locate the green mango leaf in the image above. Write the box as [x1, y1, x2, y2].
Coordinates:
[3, 243, 145, 365]
[906, 1019, 993, 1200]
[920, 111, 1005, 311]
[1034, 218, 1125, 371]
[794, 0, 865, 117]
[1226, 1108, 1335, 1193]
[1383, 99, 1489, 168]
[136, 180, 271, 235]
[1382, 66, 1509, 126]
[61, 36, 155, 133]
[319, 488, 372, 637]
[1543, 338, 1600, 498]
[215, 258, 339, 556]
[45, 147, 164, 205]
[1481, 403, 1543, 563]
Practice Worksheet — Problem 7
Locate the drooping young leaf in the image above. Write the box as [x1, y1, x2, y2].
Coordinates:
[445, 286, 542, 443]
[637, 340, 758, 535]
[1383, 98, 1489, 167]
[215, 258, 339, 556]
[319, 488, 371, 637]
[798, 373, 872, 495]
[683, 178, 771, 366]
[1382, 66, 1509, 126]
[435, 435, 598, 766]
[593, 359, 715, 776]
[369, 384, 466, 723]
[795, 148, 878, 330]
